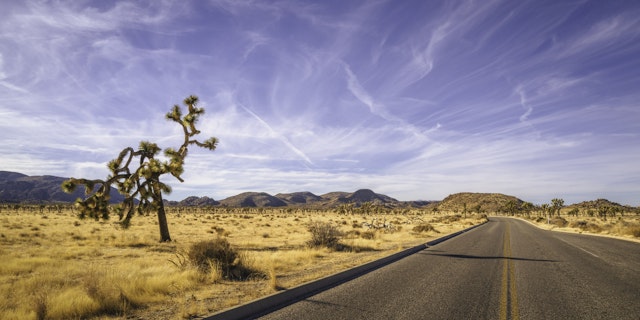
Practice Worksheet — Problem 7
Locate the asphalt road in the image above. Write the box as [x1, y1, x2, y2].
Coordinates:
[259, 217, 640, 320]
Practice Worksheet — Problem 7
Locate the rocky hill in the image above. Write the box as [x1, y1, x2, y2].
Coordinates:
[567, 199, 636, 213]
[178, 196, 220, 206]
[321, 189, 399, 207]
[274, 192, 323, 205]
[0, 171, 125, 203]
[218, 192, 288, 207]
[432, 192, 524, 213]
[187, 189, 403, 208]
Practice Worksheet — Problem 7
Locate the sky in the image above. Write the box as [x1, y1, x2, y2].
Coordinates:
[1, 0, 639, 206]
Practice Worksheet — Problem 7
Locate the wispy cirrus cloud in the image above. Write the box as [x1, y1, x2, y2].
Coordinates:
[1, 0, 639, 205]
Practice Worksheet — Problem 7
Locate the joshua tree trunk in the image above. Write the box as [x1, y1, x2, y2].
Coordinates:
[156, 196, 172, 242]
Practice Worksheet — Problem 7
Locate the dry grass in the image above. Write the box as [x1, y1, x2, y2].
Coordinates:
[524, 214, 640, 241]
[0, 208, 486, 319]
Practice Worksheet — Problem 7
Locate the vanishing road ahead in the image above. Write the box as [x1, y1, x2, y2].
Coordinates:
[261, 217, 640, 320]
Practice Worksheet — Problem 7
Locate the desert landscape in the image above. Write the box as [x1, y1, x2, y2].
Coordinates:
[1, 184, 639, 319]
[0, 204, 487, 319]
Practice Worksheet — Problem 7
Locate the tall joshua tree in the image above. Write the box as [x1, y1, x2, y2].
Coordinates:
[61, 95, 218, 242]
[551, 198, 565, 217]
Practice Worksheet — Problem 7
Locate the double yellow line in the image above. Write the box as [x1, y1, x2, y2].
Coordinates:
[500, 224, 519, 320]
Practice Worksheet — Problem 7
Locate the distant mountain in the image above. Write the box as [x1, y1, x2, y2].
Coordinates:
[216, 189, 402, 208]
[178, 196, 219, 206]
[219, 192, 288, 207]
[433, 192, 524, 213]
[0, 171, 125, 203]
[315, 189, 398, 207]
[275, 192, 323, 205]
[0, 173, 426, 208]
[19, 171, 627, 212]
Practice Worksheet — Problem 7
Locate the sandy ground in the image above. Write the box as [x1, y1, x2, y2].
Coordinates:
[0, 208, 487, 320]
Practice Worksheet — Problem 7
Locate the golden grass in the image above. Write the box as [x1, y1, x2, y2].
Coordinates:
[524, 214, 640, 242]
[0, 208, 486, 319]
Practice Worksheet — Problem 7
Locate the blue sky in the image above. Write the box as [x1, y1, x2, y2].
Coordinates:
[1, 0, 639, 205]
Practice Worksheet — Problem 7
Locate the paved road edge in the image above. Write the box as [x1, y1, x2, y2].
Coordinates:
[203, 220, 488, 320]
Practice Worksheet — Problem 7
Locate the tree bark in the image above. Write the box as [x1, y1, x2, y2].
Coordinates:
[156, 197, 172, 242]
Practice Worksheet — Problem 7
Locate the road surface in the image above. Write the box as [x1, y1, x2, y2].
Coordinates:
[260, 217, 640, 319]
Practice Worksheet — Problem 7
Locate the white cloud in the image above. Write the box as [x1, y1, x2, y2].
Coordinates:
[1, 0, 638, 206]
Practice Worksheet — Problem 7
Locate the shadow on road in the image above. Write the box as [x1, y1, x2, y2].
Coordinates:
[421, 252, 557, 262]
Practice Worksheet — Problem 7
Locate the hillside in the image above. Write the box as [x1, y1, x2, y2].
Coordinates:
[568, 199, 636, 214]
[218, 192, 288, 207]
[204, 189, 403, 208]
[178, 196, 220, 207]
[274, 192, 323, 205]
[311, 189, 397, 207]
[0, 171, 125, 203]
[0, 171, 408, 208]
[433, 192, 524, 213]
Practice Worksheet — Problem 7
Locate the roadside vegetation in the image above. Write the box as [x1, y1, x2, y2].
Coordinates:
[0, 205, 486, 319]
[425, 193, 640, 241]
[525, 213, 640, 240]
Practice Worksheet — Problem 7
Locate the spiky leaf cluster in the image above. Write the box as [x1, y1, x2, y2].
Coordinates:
[62, 95, 218, 228]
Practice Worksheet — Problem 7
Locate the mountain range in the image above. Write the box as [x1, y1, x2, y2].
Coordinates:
[0, 171, 415, 207]
[0, 171, 126, 204]
[1, 171, 636, 212]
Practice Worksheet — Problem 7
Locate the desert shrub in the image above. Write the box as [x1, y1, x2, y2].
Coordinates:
[569, 220, 588, 228]
[360, 230, 376, 239]
[413, 223, 438, 233]
[188, 238, 258, 280]
[343, 230, 360, 238]
[431, 215, 461, 224]
[624, 225, 640, 238]
[569, 220, 603, 233]
[550, 217, 568, 227]
[307, 222, 342, 249]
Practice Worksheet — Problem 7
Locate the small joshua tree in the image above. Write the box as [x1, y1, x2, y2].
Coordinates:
[62, 95, 218, 242]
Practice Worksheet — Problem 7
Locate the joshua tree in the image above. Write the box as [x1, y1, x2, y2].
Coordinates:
[61, 95, 218, 242]
[551, 198, 565, 217]
[504, 200, 519, 216]
[541, 203, 550, 222]
[462, 202, 467, 218]
[521, 201, 534, 217]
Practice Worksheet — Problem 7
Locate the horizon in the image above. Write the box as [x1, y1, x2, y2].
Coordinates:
[2, 170, 637, 207]
[1, 1, 639, 206]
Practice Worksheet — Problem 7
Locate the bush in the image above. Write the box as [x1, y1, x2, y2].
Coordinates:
[431, 215, 461, 224]
[625, 225, 640, 238]
[413, 223, 438, 233]
[307, 222, 342, 249]
[550, 217, 568, 227]
[187, 238, 260, 280]
[188, 238, 236, 273]
[360, 230, 376, 239]
[569, 220, 603, 233]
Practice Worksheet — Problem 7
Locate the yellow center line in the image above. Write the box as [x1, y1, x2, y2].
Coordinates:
[500, 224, 519, 320]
